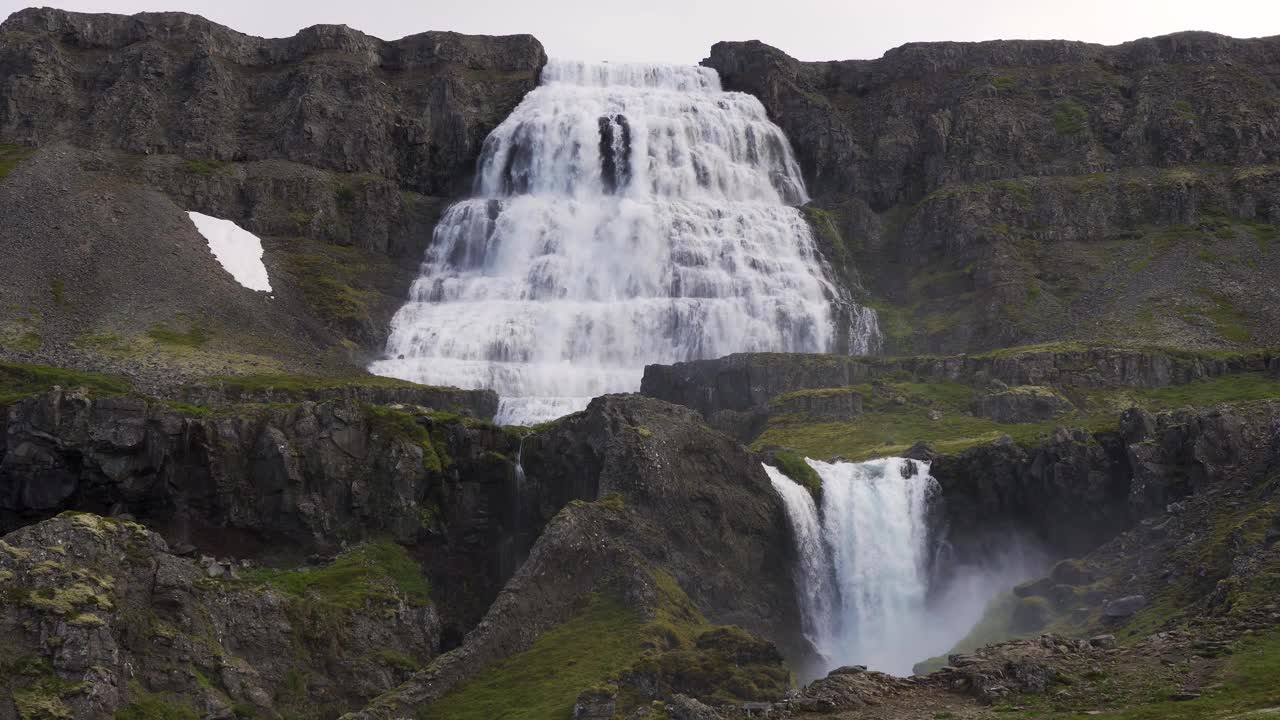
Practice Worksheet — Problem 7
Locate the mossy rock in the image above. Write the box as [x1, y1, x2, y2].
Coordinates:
[1011, 596, 1052, 633]
[1050, 558, 1095, 586]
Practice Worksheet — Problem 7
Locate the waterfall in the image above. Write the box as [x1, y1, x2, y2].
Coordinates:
[371, 59, 879, 425]
[765, 457, 941, 677]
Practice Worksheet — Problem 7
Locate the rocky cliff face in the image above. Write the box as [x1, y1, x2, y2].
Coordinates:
[704, 35, 1280, 354]
[1, 8, 544, 195]
[0, 9, 545, 374]
[0, 513, 440, 719]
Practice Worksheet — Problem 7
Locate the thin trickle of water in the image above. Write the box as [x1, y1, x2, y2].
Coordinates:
[766, 457, 939, 677]
[372, 59, 879, 425]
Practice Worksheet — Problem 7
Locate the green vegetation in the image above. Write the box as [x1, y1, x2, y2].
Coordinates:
[419, 593, 646, 720]
[0, 143, 36, 181]
[992, 74, 1017, 91]
[3, 652, 87, 720]
[115, 681, 200, 720]
[0, 361, 132, 405]
[207, 372, 428, 396]
[181, 158, 226, 176]
[283, 251, 375, 330]
[422, 568, 788, 720]
[241, 539, 429, 609]
[147, 320, 211, 348]
[1172, 99, 1196, 121]
[364, 404, 448, 474]
[1051, 100, 1089, 135]
[49, 279, 67, 307]
[1083, 632, 1280, 719]
[754, 365, 1280, 462]
[771, 450, 822, 501]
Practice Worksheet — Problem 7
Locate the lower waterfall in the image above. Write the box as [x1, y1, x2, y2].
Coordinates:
[767, 457, 984, 677]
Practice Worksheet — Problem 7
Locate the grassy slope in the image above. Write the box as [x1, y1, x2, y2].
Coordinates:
[418, 593, 646, 720]
[419, 564, 790, 720]
[754, 372, 1280, 462]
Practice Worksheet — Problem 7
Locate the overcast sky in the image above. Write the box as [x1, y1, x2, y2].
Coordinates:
[2, 0, 1279, 63]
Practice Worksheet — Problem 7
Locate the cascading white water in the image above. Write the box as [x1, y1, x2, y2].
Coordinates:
[765, 457, 940, 676]
[371, 60, 879, 425]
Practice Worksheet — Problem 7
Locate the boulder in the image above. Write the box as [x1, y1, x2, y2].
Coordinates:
[1103, 595, 1148, 618]
[973, 386, 1074, 423]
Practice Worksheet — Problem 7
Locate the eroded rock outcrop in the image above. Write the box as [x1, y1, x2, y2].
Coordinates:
[344, 395, 808, 718]
[704, 36, 1280, 353]
[0, 512, 438, 719]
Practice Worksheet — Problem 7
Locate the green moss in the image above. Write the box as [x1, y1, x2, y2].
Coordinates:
[0, 143, 36, 181]
[624, 424, 653, 438]
[283, 253, 375, 329]
[207, 372, 429, 396]
[372, 648, 422, 673]
[364, 405, 447, 474]
[242, 539, 428, 609]
[772, 451, 822, 501]
[49, 279, 67, 307]
[1172, 99, 1196, 121]
[992, 74, 1017, 90]
[147, 321, 210, 348]
[1052, 100, 1089, 135]
[754, 361, 1280, 462]
[0, 361, 132, 406]
[1047, 632, 1280, 719]
[418, 592, 645, 720]
[115, 681, 200, 720]
[181, 158, 226, 176]
[288, 210, 315, 234]
[4, 654, 88, 720]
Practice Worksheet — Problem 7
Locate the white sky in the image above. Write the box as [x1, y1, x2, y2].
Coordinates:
[2, 1, 1279, 63]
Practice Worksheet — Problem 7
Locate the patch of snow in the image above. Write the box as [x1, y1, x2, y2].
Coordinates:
[187, 211, 272, 292]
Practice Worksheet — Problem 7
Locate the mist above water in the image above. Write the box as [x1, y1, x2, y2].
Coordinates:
[766, 458, 1044, 679]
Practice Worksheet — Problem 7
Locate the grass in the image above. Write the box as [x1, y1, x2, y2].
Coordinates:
[205, 372, 429, 396]
[364, 404, 448, 473]
[115, 680, 200, 720]
[754, 372, 1280, 462]
[772, 451, 823, 501]
[147, 321, 211, 348]
[1005, 632, 1280, 719]
[283, 252, 375, 330]
[0, 143, 36, 181]
[1052, 100, 1089, 135]
[181, 158, 226, 176]
[420, 568, 788, 719]
[418, 593, 646, 720]
[0, 360, 132, 405]
[240, 539, 429, 610]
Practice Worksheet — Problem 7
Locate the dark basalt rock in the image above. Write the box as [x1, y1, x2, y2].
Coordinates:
[0, 387, 535, 645]
[642, 349, 1277, 433]
[0, 8, 546, 197]
[342, 395, 809, 718]
[0, 513, 439, 718]
[972, 386, 1073, 423]
[703, 36, 1280, 354]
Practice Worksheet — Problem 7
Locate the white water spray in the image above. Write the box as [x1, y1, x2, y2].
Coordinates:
[767, 456, 1044, 678]
[766, 458, 937, 676]
[372, 60, 878, 425]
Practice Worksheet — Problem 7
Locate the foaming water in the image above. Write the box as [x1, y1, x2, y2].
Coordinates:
[373, 59, 878, 424]
[767, 457, 1042, 678]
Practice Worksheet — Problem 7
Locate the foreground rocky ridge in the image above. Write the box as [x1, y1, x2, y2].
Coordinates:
[3, 346, 1280, 718]
[704, 35, 1280, 354]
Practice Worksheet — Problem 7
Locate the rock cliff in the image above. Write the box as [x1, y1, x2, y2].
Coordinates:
[0, 8, 545, 376]
[704, 35, 1280, 354]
